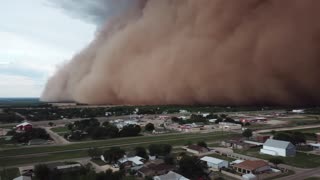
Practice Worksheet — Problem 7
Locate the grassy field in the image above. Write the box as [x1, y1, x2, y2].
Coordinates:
[304, 177, 320, 180]
[51, 126, 69, 133]
[0, 132, 237, 167]
[235, 147, 320, 168]
[0, 168, 20, 180]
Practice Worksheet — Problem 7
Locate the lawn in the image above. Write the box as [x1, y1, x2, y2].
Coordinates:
[304, 178, 320, 180]
[91, 159, 107, 166]
[0, 132, 237, 167]
[0, 168, 20, 180]
[51, 126, 69, 133]
[235, 147, 320, 168]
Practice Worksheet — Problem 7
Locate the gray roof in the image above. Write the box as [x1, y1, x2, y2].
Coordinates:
[264, 139, 294, 149]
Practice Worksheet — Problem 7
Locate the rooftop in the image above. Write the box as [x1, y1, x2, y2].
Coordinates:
[200, 156, 226, 164]
[154, 171, 190, 180]
[264, 139, 293, 149]
[186, 145, 208, 152]
[233, 160, 269, 171]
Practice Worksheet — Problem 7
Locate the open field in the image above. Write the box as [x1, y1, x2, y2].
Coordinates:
[235, 147, 320, 168]
[0, 132, 236, 167]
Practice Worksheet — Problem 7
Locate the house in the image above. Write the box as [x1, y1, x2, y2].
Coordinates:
[200, 156, 228, 169]
[183, 145, 209, 154]
[260, 139, 296, 157]
[118, 156, 145, 167]
[16, 122, 32, 132]
[138, 163, 175, 178]
[232, 160, 270, 174]
[13, 176, 31, 180]
[221, 138, 253, 150]
[153, 171, 189, 180]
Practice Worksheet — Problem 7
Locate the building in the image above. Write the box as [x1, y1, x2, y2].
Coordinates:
[240, 117, 267, 124]
[232, 160, 270, 174]
[242, 173, 257, 180]
[200, 156, 228, 169]
[118, 156, 145, 167]
[260, 139, 296, 157]
[153, 171, 189, 180]
[183, 145, 209, 154]
[16, 122, 32, 132]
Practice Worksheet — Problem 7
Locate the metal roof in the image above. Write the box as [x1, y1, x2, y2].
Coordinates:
[263, 139, 293, 149]
[200, 156, 226, 164]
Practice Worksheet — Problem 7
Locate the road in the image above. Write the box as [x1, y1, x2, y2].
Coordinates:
[254, 124, 320, 134]
[44, 127, 70, 145]
[278, 167, 320, 180]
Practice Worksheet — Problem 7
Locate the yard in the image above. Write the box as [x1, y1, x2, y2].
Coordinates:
[235, 147, 320, 168]
[51, 126, 69, 133]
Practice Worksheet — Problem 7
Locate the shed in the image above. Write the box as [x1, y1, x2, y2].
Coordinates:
[260, 139, 296, 157]
[200, 156, 228, 169]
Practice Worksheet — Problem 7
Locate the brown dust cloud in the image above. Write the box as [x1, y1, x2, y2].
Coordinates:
[41, 0, 320, 106]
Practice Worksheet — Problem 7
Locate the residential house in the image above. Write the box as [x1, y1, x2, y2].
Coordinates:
[200, 156, 228, 169]
[232, 160, 270, 174]
[138, 163, 175, 178]
[16, 122, 32, 132]
[183, 145, 209, 154]
[118, 156, 145, 167]
[153, 171, 190, 180]
[260, 139, 296, 157]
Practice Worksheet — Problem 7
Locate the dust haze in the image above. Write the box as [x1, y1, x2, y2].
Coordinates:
[41, 0, 320, 105]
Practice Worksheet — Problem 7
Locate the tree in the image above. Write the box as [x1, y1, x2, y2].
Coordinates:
[164, 155, 175, 165]
[145, 123, 155, 132]
[48, 122, 54, 127]
[88, 147, 103, 160]
[269, 158, 283, 167]
[120, 125, 141, 137]
[197, 141, 208, 148]
[66, 123, 74, 131]
[179, 155, 206, 179]
[148, 144, 172, 156]
[34, 164, 50, 180]
[103, 147, 125, 164]
[135, 147, 149, 160]
[242, 129, 253, 139]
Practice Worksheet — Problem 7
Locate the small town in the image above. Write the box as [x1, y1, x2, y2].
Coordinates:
[1, 104, 320, 180]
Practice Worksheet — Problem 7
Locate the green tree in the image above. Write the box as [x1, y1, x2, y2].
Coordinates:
[164, 155, 175, 165]
[135, 146, 149, 160]
[103, 147, 125, 164]
[269, 158, 283, 167]
[145, 123, 155, 132]
[179, 155, 206, 179]
[34, 164, 50, 180]
[242, 129, 253, 139]
[197, 141, 208, 148]
[88, 147, 103, 160]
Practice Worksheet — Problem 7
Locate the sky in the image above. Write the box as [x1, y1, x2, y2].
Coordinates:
[0, 0, 96, 97]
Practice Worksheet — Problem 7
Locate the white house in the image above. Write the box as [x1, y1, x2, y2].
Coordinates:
[200, 156, 228, 169]
[153, 171, 189, 180]
[118, 156, 145, 166]
[260, 139, 296, 157]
